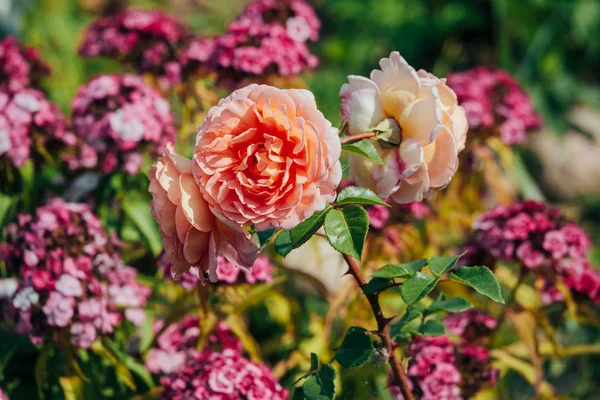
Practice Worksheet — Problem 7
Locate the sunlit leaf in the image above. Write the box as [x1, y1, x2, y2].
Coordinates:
[324, 206, 369, 259]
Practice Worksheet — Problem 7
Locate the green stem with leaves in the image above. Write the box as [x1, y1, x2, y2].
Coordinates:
[342, 254, 415, 400]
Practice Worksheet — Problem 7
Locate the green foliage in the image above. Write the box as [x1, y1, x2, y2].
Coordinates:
[418, 319, 446, 336]
[362, 278, 392, 295]
[428, 255, 459, 277]
[425, 294, 472, 315]
[335, 327, 374, 368]
[400, 272, 439, 306]
[290, 207, 332, 249]
[341, 141, 383, 165]
[336, 187, 389, 207]
[450, 266, 505, 304]
[294, 354, 336, 400]
[373, 259, 428, 279]
[274, 231, 294, 257]
[324, 206, 369, 259]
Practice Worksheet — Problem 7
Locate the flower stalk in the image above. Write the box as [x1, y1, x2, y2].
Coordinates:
[342, 254, 415, 400]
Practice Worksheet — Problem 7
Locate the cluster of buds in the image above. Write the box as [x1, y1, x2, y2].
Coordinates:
[146, 318, 242, 375]
[465, 200, 600, 303]
[68, 74, 175, 175]
[0, 36, 50, 92]
[182, 0, 320, 81]
[447, 67, 541, 146]
[0, 200, 150, 348]
[391, 310, 499, 399]
[160, 254, 274, 289]
[78, 8, 189, 89]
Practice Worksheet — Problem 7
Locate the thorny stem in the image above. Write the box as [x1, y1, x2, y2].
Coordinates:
[340, 132, 378, 144]
[342, 254, 416, 400]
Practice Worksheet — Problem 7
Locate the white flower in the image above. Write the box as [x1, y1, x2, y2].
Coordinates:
[0, 126, 11, 154]
[55, 274, 83, 297]
[14, 92, 40, 113]
[109, 109, 145, 142]
[12, 287, 39, 311]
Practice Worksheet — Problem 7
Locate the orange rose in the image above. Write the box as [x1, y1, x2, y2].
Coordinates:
[193, 84, 342, 231]
[148, 143, 258, 282]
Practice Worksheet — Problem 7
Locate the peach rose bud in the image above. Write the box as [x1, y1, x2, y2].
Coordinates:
[149, 143, 258, 282]
[193, 84, 342, 231]
[341, 51, 468, 203]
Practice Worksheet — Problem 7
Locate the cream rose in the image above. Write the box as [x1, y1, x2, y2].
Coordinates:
[341, 51, 468, 203]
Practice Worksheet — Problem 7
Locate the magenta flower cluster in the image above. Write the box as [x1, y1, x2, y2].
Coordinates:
[68, 74, 175, 175]
[159, 348, 289, 400]
[0, 89, 70, 168]
[182, 0, 320, 78]
[469, 200, 600, 303]
[443, 309, 498, 340]
[160, 254, 274, 289]
[391, 311, 499, 400]
[391, 336, 461, 400]
[146, 317, 242, 375]
[0, 200, 150, 348]
[446, 67, 540, 145]
[78, 8, 189, 89]
[0, 36, 50, 93]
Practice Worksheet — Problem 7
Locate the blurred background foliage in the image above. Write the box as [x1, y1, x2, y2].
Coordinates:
[2, 0, 600, 398]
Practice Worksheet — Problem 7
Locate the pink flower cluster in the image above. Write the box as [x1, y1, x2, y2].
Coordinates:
[446, 67, 540, 145]
[0, 200, 150, 348]
[391, 336, 461, 400]
[146, 317, 242, 375]
[79, 8, 188, 89]
[182, 0, 320, 79]
[0, 388, 8, 400]
[0, 36, 50, 92]
[159, 348, 288, 400]
[0, 89, 70, 168]
[470, 200, 600, 303]
[391, 330, 498, 400]
[160, 254, 274, 289]
[69, 74, 174, 174]
[443, 310, 498, 341]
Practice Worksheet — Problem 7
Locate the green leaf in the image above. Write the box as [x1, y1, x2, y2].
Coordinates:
[428, 256, 458, 277]
[449, 266, 505, 304]
[298, 364, 336, 400]
[418, 320, 446, 336]
[59, 376, 84, 400]
[341, 140, 383, 165]
[122, 199, 162, 257]
[90, 341, 136, 391]
[426, 295, 472, 315]
[373, 259, 428, 279]
[363, 278, 392, 295]
[36, 344, 51, 399]
[317, 364, 336, 399]
[274, 231, 293, 257]
[391, 306, 423, 336]
[324, 206, 369, 259]
[336, 187, 388, 207]
[335, 327, 374, 368]
[392, 331, 410, 344]
[104, 340, 155, 389]
[310, 353, 321, 372]
[400, 272, 438, 306]
[290, 207, 331, 249]
[257, 229, 276, 251]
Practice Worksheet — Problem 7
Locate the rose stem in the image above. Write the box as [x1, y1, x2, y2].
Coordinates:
[340, 132, 378, 144]
[342, 253, 416, 400]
